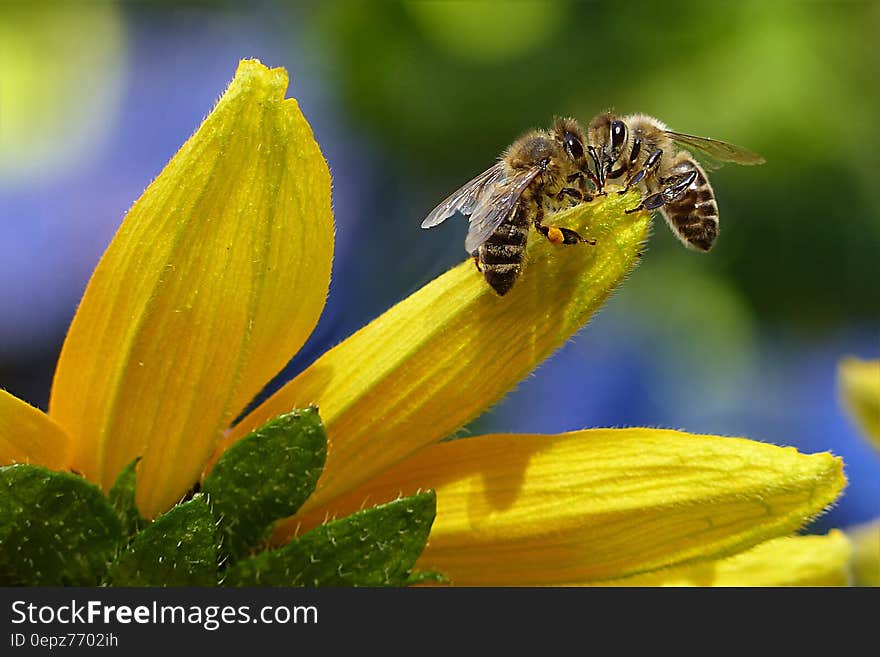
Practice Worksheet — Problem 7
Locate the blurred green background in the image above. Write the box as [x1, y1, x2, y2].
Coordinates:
[1, 1, 878, 529]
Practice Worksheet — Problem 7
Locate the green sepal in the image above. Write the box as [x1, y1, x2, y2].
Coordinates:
[203, 407, 326, 562]
[106, 493, 219, 586]
[225, 491, 436, 587]
[108, 457, 146, 538]
[0, 464, 123, 585]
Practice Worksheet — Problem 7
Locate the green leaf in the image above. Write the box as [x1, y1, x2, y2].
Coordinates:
[0, 464, 123, 585]
[203, 407, 326, 561]
[106, 494, 219, 586]
[108, 457, 145, 538]
[406, 569, 450, 585]
[225, 491, 436, 587]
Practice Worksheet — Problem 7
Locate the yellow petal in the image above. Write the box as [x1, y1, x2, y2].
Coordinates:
[838, 357, 880, 450]
[220, 191, 649, 516]
[847, 519, 880, 586]
[282, 429, 844, 584]
[0, 389, 71, 471]
[49, 59, 333, 517]
[592, 532, 851, 587]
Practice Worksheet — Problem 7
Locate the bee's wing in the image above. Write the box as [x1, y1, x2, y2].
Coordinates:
[665, 131, 766, 166]
[464, 166, 541, 253]
[421, 162, 507, 229]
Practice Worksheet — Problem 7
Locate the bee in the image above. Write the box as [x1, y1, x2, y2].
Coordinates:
[420, 118, 598, 296]
[587, 112, 764, 251]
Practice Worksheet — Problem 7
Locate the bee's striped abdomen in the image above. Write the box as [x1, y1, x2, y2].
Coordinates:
[661, 157, 719, 251]
[479, 206, 530, 296]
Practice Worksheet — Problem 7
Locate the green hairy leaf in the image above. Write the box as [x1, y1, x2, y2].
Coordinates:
[225, 491, 436, 587]
[106, 494, 219, 586]
[0, 464, 123, 585]
[203, 407, 327, 561]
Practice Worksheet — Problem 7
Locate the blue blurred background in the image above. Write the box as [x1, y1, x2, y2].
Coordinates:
[1, 1, 878, 530]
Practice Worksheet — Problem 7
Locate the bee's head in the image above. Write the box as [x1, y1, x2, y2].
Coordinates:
[607, 119, 628, 166]
[506, 129, 574, 189]
[587, 112, 628, 182]
[552, 117, 588, 168]
[507, 134, 551, 167]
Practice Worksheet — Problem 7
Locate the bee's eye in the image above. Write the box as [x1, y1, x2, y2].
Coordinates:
[564, 133, 584, 160]
[610, 120, 627, 152]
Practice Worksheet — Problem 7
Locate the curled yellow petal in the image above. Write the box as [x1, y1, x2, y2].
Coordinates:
[283, 429, 845, 584]
[221, 192, 649, 516]
[847, 520, 880, 586]
[49, 59, 333, 517]
[592, 532, 851, 587]
[838, 357, 880, 450]
[0, 389, 71, 471]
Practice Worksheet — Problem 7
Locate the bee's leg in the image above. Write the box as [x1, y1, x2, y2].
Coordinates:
[472, 251, 482, 272]
[555, 186, 587, 206]
[612, 136, 641, 183]
[556, 186, 581, 200]
[566, 172, 596, 202]
[626, 170, 697, 214]
[542, 226, 597, 245]
[533, 207, 597, 246]
[619, 147, 662, 194]
[587, 146, 608, 195]
[605, 137, 642, 185]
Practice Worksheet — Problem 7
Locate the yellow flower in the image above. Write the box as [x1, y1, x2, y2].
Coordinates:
[591, 531, 852, 587]
[847, 520, 880, 586]
[0, 59, 845, 585]
[279, 430, 843, 584]
[838, 357, 880, 451]
[837, 358, 880, 585]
